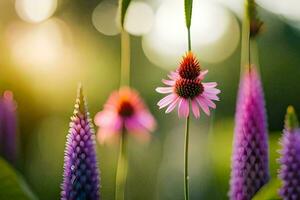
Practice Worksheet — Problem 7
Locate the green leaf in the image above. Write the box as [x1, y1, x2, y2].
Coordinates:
[0, 158, 37, 200]
[184, 0, 193, 29]
[252, 178, 281, 200]
[119, 0, 132, 28]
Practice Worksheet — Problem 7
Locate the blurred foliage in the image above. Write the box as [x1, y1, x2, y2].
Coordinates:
[252, 178, 281, 200]
[0, 158, 36, 200]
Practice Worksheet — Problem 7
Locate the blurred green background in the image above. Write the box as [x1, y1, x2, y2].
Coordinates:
[0, 0, 300, 199]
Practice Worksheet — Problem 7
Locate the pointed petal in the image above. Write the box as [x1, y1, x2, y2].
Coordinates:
[157, 94, 176, 108]
[162, 79, 175, 86]
[166, 96, 179, 113]
[196, 96, 210, 115]
[203, 92, 220, 101]
[178, 98, 189, 118]
[199, 70, 208, 80]
[191, 100, 200, 118]
[155, 87, 173, 94]
[202, 82, 217, 88]
[205, 87, 221, 95]
[202, 96, 216, 108]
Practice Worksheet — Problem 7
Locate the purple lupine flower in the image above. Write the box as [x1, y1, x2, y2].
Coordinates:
[229, 67, 269, 200]
[279, 106, 300, 200]
[61, 85, 100, 200]
[0, 91, 18, 164]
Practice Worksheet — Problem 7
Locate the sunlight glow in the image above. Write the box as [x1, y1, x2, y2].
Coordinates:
[142, 0, 240, 69]
[15, 0, 57, 23]
[124, 2, 154, 36]
[92, 0, 120, 36]
[6, 18, 72, 71]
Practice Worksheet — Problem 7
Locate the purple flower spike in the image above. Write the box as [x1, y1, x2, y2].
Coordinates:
[279, 106, 300, 200]
[61, 85, 100, 200]
[0, 91, 18, 164]
[229, 67, 269, 200]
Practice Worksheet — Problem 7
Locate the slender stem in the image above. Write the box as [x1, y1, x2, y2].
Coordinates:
[115, 132, 128, 200]
[184, 115, 190, 200]
[120, 30, 131, 87]
[187, 28, 192, 51]
[240, 0, 252, 75]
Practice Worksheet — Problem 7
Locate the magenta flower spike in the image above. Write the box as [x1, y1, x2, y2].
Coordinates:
[61, 85, 100, 200]
[229, 67, 269, 200]
[278, 106, 300, 199]
[156, 52, 220, 118]
[0, 91, 17, 164]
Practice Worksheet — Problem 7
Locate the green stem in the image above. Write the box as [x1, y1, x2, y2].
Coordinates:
[187, 28, 192, 51]
[120, 30, 131, 87]
[240, 0, 251, 75]
[115, 132, 128, 200]
[184, 115, 190, 200]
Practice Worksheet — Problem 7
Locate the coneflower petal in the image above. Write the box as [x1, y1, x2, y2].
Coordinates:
[155, 87, 173, 94]
[166, 97, 179, 113]
[191, 100, 200, 118]
[202, 97, 216, 109]
[178, 98, 189, 118]
[202, 82, 218, 88]
[157, 94, 176, 108]
[196, 97, 210, 116]
[162, 79, 176, 86]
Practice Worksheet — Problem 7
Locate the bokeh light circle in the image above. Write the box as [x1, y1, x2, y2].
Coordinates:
[15, 0, 57, 23]
[6, 18, 72, 71]
[92, 0, 120, 36]
[257, 0, 300, 22]
[142, 0, 240, 69]
[124, 1, 155, 36]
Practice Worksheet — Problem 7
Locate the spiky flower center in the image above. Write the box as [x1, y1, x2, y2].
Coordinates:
[175, 78, 203, 99]
[178, 52, 201, 79]
[118, 101, 134, 117]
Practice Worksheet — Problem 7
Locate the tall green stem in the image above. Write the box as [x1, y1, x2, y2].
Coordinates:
[120, 30, 130, 87]
[184, 115, 190, 200]
[115, 132, 128, 200]
[187, 28, 192, 51]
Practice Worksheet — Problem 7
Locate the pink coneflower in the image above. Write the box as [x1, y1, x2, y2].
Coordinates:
[156, 52, 220, 118]
[94, 87, 156, 143]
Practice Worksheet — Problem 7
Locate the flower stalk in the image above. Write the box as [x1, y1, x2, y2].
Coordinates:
[184, 115, 190, 200]
[117, 14, 131, 200]
[115, 131, 128, 200]
[120, 30, 130, 87]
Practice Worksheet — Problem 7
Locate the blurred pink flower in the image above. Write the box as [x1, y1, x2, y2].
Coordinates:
[156, 52, 220, 118]
[94, 87, 156, 143]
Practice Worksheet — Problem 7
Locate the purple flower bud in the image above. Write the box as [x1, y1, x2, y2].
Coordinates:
[229, 67, 269, 200]
[0, 91, 18, 165]
[278, 106, 300, 199]
[61, 85, 100, 200]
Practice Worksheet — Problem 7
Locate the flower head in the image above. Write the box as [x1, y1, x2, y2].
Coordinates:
[156, 51, 220, 118]
[94, 87, 156, 143]
[278, 106, 300, 199]
[61, 85, 100, 200]
[0, 91, 18, 165]
[229, 67, 269, 200]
